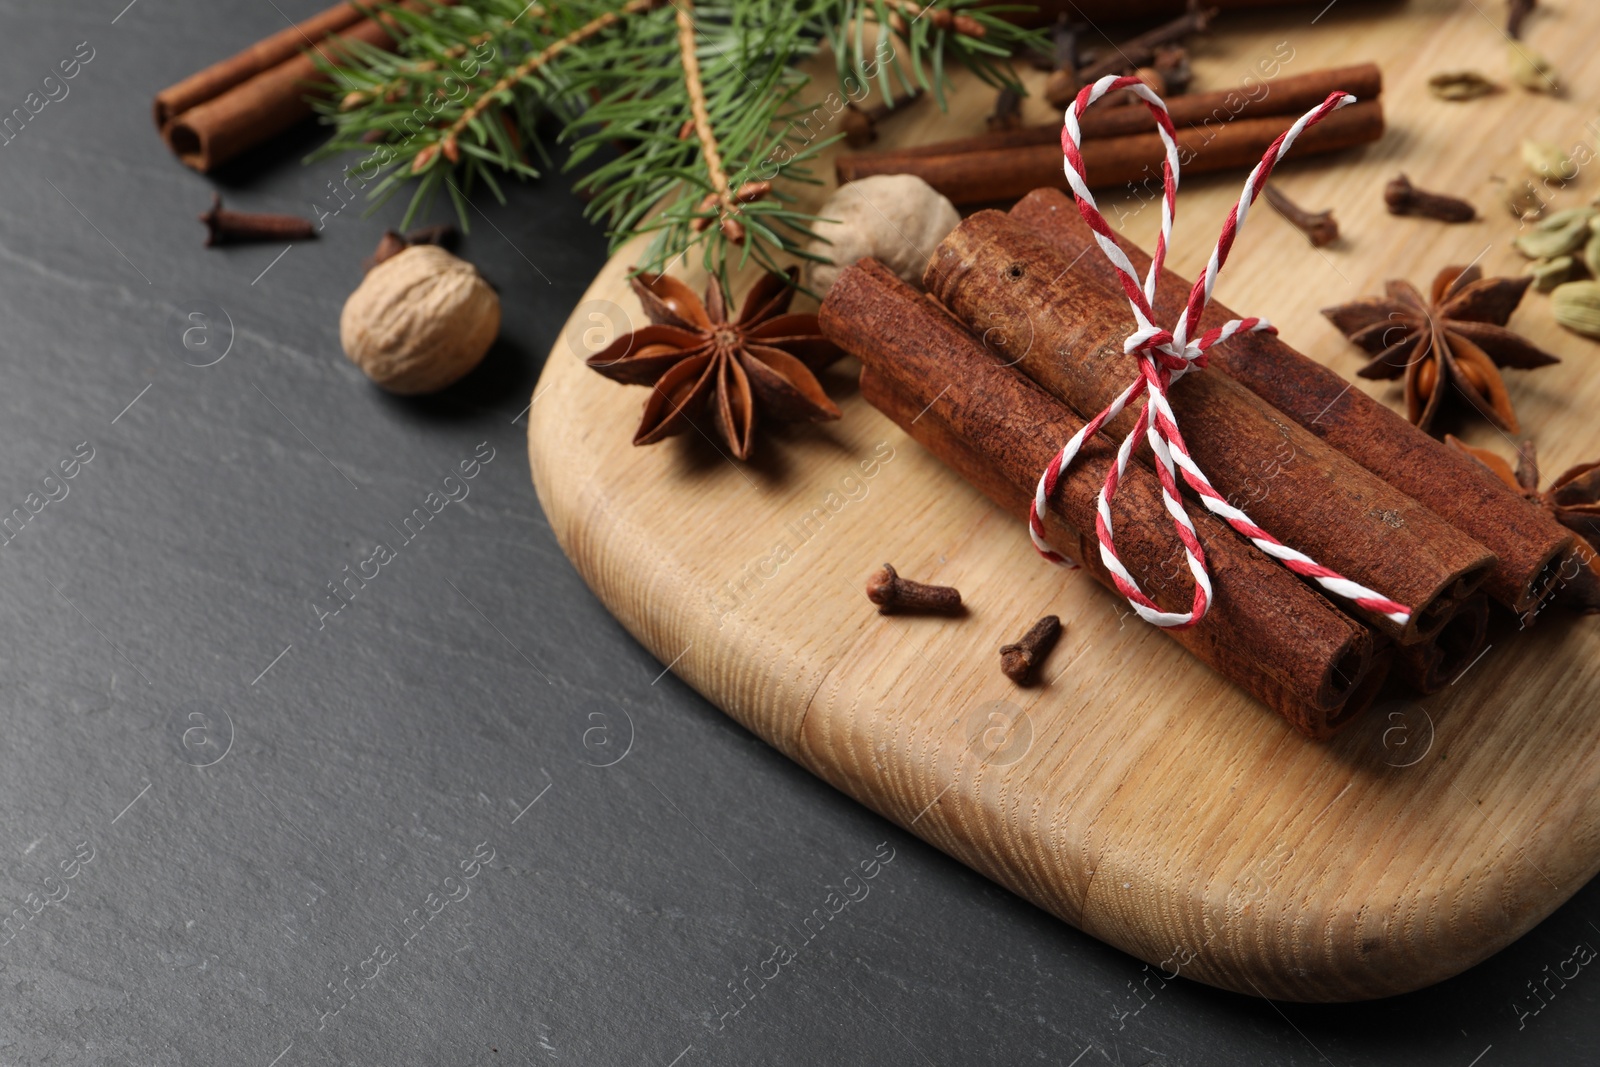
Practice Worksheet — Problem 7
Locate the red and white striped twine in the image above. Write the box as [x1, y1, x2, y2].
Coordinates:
[1029, 77, 1410, 630]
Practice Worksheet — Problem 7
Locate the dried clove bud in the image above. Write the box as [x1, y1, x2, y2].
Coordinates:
[405, 223, 460, 250]
[364, 230, 409, 273]
[1000, 615, 1062, 685]
[986, 88, 1023, 132]
[1151, 45, 1192, 95]
[199, 194, 317, 247]
[865, 563, 963, 614]
[1384, 174, 1476, 223]
[1507, 0, 1535, 38]
[363, 223, 461, 272]
[1042, 16, 1082, 110]
[840, 89, 925, 149]
[1263, 184, 1338, 247]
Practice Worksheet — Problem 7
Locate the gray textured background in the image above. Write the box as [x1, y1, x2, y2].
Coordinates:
[0, 2, 1595, 1063]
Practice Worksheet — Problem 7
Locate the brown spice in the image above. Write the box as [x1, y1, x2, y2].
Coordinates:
[1041, 17, 1081, 110]
[1076, 7, 1215, 84]
[865, 564, 963, 615]
[1263, 185, 1338, 247]
[1394, 594, 1490, 694]
[840, 89, 925, 149]
[986, 88, 1023, 132]
[1384, 174, 1476, 222]
[1152, 45, 1193, 95]
[925, 210, 1496, 646]
[363, 223, 461, 272]
[1447, 437, 1600, 613]
[1000, 615, 1062, 685]
[838, 99, 1383, 207]
[823, 259, 1383, 735]
[1323, 265, 1558, 435]
[845, 65, 1381, 164]
[158, 1, 454, 172]
[1010, 186, 1575, 618]
[1508, 0, 1535, 38]
[199, 195, 316, 246]
[585, 268, 842, 460]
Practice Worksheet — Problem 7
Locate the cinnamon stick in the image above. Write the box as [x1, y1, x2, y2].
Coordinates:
[152, 1, 369, 128]
[836, 100, 1383, 206]
[824, 259, 1383, 737]
[1010, 187, 1575, 617]
[1393, 594, 1489, 695]
[157, 3, 447, 172]
[852, 65, 1383, 165]
[925, 211, 1495, 646]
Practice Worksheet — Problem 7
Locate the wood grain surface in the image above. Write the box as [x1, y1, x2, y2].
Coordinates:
[528, 0, 1600, 1001]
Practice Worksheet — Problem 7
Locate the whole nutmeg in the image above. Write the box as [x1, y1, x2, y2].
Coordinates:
[339, 244, 500, 394]
[804, 174, 960, 298]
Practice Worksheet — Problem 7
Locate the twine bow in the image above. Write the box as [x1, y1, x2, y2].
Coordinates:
[1029, 76, 1411, 631]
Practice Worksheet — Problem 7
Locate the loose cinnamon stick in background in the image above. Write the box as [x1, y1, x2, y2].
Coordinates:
[925, 211, 1495, 646]
[152, 1, 368, 128]
[853, 65, 1383, 165]
[823, 259, 1384, 737]
[156, 2, 446, 172]
[837, 100, 1383, 206]
[1014, 0, 1335, 30]
[1009, 187, 1575, 616]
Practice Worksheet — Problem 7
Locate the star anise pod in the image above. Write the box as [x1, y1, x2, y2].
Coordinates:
[1322, 264, 1560, 436]
[587, 268, 843, 460]
[1447, 435, 1600, 612]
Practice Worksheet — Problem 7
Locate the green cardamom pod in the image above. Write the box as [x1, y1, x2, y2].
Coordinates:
[1528, 255, 1578, 292]
[1552, 281, 1600, 338]
[1427, 70, 1500, 101]
[1523, 140, 1574, 183]
[1515, 209, 1597, 259]
[1585, 233, 1600, 279]
[1509, 41, 1561, 93]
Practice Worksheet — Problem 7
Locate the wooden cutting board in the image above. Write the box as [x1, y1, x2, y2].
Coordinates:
[528, 0, 1600, 1001]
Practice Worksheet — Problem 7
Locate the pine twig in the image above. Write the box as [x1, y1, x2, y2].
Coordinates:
[676, 0, 743, 245]
[427, 0, 667, 171]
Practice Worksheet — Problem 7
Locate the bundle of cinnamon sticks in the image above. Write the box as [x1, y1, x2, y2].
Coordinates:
[819, 188, 1577, 739]
[154, 1, 447, 172]
[837, 65, 1386, 206]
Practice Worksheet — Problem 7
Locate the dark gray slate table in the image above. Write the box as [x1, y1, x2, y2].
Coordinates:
[0, 2, 1592, 1064]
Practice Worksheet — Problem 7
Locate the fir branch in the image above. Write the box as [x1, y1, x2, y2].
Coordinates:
[431, 0, 668, 170]
[311, 0, 1045, 287]
[675, 0, 742, 245]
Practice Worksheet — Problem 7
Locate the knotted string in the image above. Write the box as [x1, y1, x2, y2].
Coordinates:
[1028, 76, 1411, 631]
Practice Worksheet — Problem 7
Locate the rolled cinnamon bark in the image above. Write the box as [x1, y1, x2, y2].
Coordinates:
[1393, 594, 1490, 695]
[925, 211, 1495, 646]
[836, 100, 1383, 206]
[845, 64, 1383, 162]
[152, 1, 368, 129]
[1010, 187, 1575, 617]
[161, 15, 397, 172]
[823, 258, 1382, 737]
